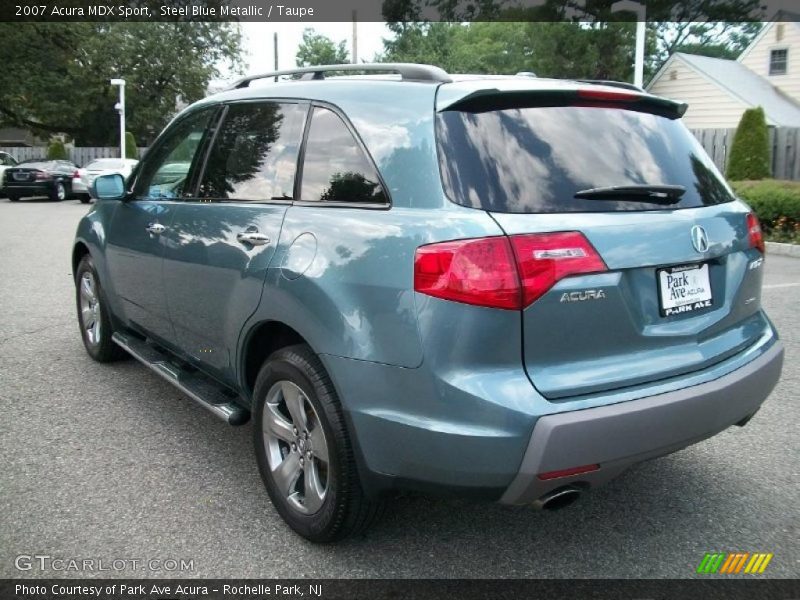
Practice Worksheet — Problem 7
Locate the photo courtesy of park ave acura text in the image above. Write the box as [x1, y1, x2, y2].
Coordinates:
[0, 0, 798, 596]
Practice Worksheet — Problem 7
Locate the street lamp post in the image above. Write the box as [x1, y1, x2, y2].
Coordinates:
[611, 0, 646, 88]
[110, 78, 126, 159]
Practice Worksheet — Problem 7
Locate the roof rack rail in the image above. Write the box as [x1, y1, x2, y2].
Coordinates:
[577, 79, 645, 92]
[229, 63, 452, 89]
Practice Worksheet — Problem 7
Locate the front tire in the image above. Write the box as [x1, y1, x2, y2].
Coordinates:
[253, 344, 383, 542]
[75, 255, 126, 362]
[7, 193, 19, 202]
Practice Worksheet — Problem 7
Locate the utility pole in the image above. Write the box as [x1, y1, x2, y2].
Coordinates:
[352, 10, 358, 64]
[610, 0, 646, 88]
[274, 32, 279, 81]
[110, 79, 126, 159]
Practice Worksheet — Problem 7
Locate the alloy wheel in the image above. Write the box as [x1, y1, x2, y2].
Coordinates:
[79, 272, 101, 345]
[262, 380, 330, 514]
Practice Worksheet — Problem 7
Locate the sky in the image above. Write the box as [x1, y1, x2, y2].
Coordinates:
[224, 22, 392, 82]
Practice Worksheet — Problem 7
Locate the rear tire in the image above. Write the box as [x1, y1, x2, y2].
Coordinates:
[7, 194, 19, 202]
[253, 344, 383, 542]
[75, 255, 126, 362]
[51, 181, 66, 202]
[79, 194, 91, 204]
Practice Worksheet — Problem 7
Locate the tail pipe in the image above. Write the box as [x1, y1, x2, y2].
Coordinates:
[532, 486, 582, 511]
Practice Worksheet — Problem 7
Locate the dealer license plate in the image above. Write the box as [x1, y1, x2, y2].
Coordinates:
[657, 263, 713, 316]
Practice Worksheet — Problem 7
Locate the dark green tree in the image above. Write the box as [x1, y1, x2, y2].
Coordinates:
[296, 28, 349, 67]
[379, 0, 762, 83]
[0, 21, 243, 145]
[125, 132, 138, 160]
[46, 140, 68, 160]
[727, 107, 771, 181]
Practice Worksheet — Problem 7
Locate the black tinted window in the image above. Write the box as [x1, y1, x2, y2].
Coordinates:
[300, 107, 387, 204]
[436, 106, 735, 213]
[199, 102, 306, 201]
[134, 108, 213, 199]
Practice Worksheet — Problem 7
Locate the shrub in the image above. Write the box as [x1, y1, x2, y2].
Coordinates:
[45, 139, 68, 160]
[727, 107, 771, 181]
[124, 132, 138, 159]
[732, 179, 800, 243]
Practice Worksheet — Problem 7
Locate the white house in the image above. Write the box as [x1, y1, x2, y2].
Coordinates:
[647, 13, 800, 129]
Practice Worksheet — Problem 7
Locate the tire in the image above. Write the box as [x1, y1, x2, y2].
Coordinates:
[75, 255, 126, 362]
[50, 181, 67, 202]
[253, 344, 383, 542]
[79, 194, 91, 204]
[7, 193, 19, 202]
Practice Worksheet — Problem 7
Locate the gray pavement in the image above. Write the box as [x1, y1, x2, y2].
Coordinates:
[0, 198, 798, 579]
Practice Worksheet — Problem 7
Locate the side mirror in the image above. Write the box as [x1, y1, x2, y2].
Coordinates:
[91, 173, 126, 200]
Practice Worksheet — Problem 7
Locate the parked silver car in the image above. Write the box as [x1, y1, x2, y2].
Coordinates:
[73, 158, 138, 203]
[0, 151, 19, 198]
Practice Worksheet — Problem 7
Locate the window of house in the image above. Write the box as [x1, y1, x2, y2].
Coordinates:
[770, 49, 788, 75]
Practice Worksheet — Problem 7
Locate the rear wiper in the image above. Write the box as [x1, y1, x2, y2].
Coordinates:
[574, 184, 686, 205]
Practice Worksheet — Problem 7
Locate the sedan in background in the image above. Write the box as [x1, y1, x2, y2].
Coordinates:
[4, 159, 79, 202]
[73, 158, 138, 203]
[0, 151, 19, 198]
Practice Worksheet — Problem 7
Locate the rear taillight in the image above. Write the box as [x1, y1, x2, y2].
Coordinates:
[747, 213, 765, 254]
[509, 232, 607, 306]
[72, 170, 80, 179]
[414, 237, 521, 310]
[414, 232, 607, 310]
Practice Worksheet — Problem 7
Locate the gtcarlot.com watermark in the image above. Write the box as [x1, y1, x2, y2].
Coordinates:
[15, 554, 194, 573]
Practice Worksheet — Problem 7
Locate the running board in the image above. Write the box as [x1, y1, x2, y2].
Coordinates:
[112, 332, 249, 426]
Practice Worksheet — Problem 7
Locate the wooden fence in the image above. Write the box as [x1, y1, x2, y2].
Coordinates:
[0, 146, 147, 165]
[690, 127, 800, 181]
[3, 129, 799, 180]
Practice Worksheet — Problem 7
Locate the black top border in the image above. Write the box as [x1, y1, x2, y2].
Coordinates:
[1, 0, 799, 23]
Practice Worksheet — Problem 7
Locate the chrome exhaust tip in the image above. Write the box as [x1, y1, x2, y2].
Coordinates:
[532, 486, 582, 511]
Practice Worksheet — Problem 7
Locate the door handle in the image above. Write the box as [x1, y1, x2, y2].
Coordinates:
[237, 231, 270, 246]
[146, 223, 166, 235]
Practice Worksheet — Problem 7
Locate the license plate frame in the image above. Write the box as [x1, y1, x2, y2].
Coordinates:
[657, 263, 713, 317]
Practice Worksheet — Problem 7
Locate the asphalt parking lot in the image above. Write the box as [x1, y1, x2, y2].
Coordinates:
[0, 197, 798, 579]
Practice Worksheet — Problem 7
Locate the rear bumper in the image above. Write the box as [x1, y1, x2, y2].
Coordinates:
[4, 182, 54, 196]
[500, 340, 784, 505]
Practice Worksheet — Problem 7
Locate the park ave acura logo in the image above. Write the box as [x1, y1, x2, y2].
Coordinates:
[691, 225, 710, 253]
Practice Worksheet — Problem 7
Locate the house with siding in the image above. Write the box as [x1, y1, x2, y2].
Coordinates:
[647, 14, 800, 129]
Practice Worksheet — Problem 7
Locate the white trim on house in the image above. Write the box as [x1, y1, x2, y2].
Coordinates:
[646, 53, 776, 124]
[737, 15, 800, 64]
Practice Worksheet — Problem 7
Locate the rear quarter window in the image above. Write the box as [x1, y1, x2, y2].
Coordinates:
[436, 105, 735, 213]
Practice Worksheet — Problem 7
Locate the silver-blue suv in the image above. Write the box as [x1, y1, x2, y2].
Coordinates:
[74, 64, 784, 541]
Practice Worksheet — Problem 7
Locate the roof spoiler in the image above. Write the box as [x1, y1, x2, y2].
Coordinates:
[439, 88, 688, 120]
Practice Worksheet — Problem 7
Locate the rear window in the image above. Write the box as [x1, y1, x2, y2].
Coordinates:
[436, 106, 735, 213]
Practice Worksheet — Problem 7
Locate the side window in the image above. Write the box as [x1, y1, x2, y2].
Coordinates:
[133, 108, 214, 199]
[199, 102, 306, 201]
[300, 107, 387, 204]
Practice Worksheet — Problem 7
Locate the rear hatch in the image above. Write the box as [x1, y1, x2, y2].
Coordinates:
[4, 167, 41, 184]
[435, 83, 767, 399]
